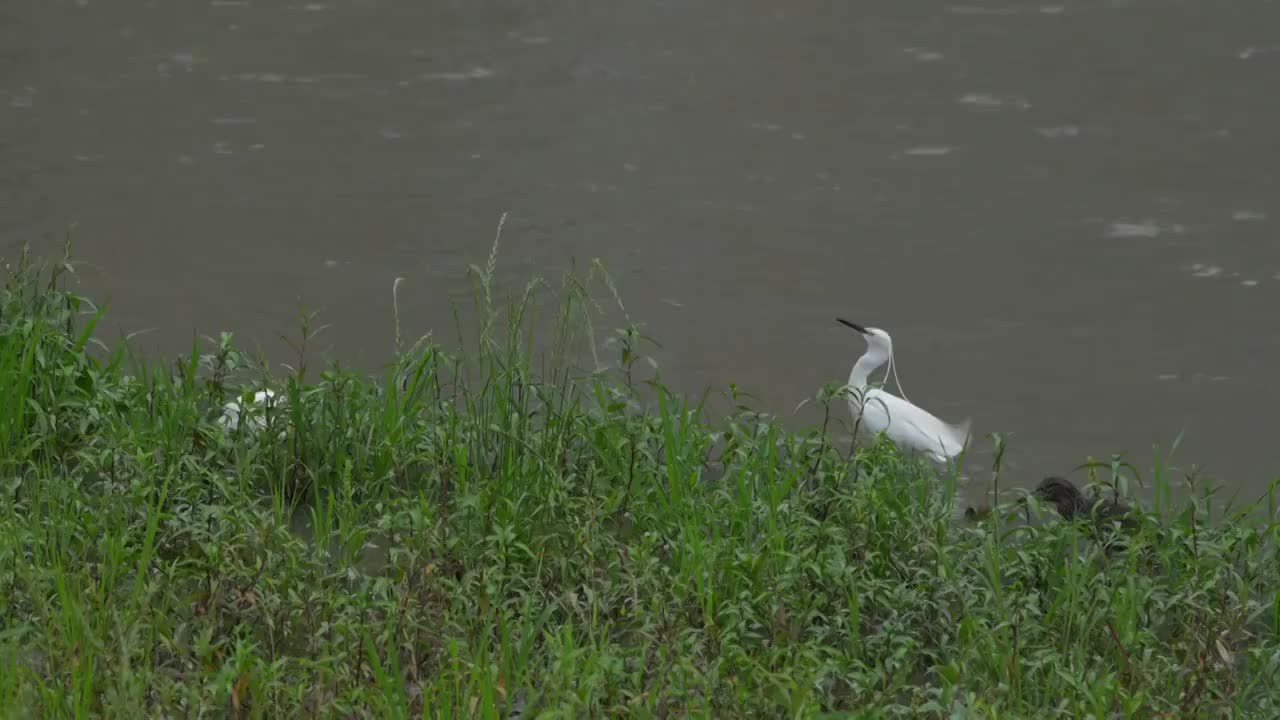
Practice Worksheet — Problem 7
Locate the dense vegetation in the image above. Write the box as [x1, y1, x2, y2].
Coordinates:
[1, 252, 1277, 717]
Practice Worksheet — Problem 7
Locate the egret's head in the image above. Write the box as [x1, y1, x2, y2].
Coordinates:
[836, 318, 892, 351]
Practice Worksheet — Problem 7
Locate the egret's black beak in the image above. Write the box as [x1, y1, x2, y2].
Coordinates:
[836, 318, 868, 334]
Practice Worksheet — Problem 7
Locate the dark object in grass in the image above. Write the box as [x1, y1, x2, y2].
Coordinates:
[1031, 476, 1138, 531]
[963, 504, 1015, 523]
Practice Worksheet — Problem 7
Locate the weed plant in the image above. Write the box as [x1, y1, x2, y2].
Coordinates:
[0, 249, 1278, 717]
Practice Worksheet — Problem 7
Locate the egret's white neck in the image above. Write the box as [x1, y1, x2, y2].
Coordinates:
[848, 342, 890, 389]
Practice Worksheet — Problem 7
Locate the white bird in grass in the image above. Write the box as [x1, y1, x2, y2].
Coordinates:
[837, 318, 970, 463]
[218, 389, 283, 434]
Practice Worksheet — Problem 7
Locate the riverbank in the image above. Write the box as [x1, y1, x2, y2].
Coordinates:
[1, 255, 1276, 717]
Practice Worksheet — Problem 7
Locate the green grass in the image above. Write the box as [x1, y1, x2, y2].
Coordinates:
[1, 249, 1278, 718]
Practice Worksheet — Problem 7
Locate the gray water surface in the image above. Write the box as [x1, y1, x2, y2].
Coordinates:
[4, 0, 1279, 494]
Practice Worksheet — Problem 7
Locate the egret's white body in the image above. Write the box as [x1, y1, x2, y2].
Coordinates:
[839, 320, 969, 463]
[218, 389, 281, 433]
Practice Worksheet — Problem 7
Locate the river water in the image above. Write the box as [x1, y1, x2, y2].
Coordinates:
[4, 0, 1279, 497]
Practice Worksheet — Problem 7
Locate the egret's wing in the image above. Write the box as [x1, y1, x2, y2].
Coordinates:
[848, 390, 891, 435]
[863, 389, 969, 458]
[949, 416, 972, 447]
[897, 401, 969, 456]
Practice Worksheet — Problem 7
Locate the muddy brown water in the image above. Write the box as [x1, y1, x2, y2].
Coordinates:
[4, 0, 1279, 501]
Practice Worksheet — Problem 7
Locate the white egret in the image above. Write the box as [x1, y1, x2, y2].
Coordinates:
[836, 318, 970, 463]
[218, 389, 282, 433]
